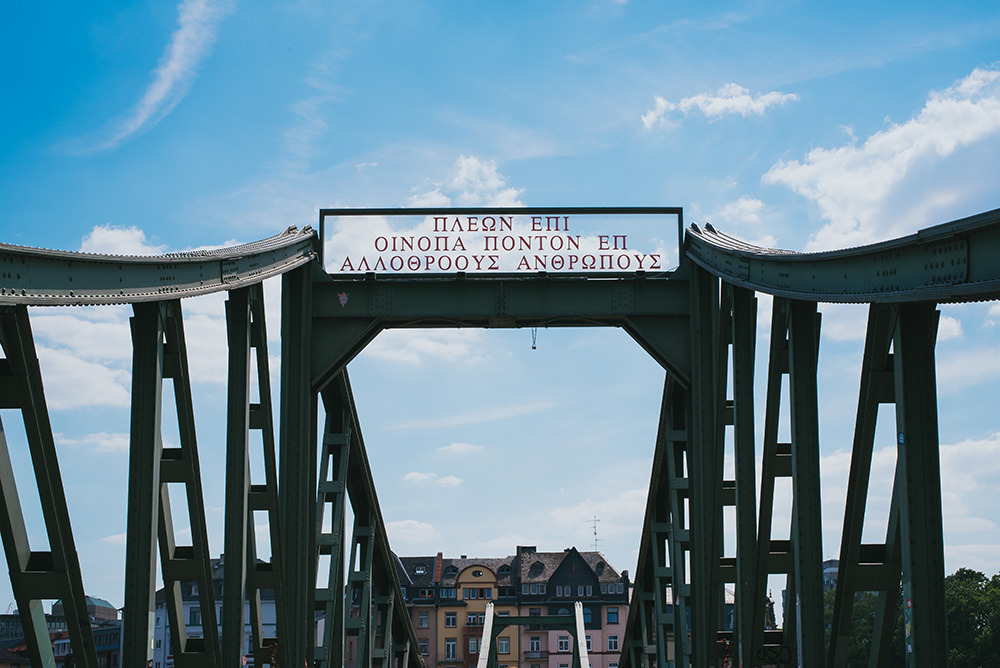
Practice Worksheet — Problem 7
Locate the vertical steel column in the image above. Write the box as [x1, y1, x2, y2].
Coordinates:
[787, 300, 824, 667]
[665, 380, 694, 667]
[688, 266, 724, 666]
[347, 509, 377, 668]
[223, 287, 251, 666]
[729, 286, 758, 668]
[124, 300, 221, 668]
[122, 302, 165, 667]
[243, 283, 289, 667]
[280, 264, 317, 665]
[893, 303, 947, 666]
[828, 305, 898, 668]
[0, 306, 99, 668]
[750, 298, 795, 667]
[315, 380, 353, 668]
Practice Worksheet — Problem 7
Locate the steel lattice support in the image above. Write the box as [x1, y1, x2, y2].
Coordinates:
[223, 284, 288, 667]
[830, 303, 947, 667]
[279, 264, 318, 667]
[122, 300, 221, 667]
[749, 298, 824, 667]
[0, 306, 99, 668]
[315, 382, 353, 667]
[729, 284, 759, 668]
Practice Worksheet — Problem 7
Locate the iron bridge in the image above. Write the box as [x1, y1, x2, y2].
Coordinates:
[1, 206, 999, 667]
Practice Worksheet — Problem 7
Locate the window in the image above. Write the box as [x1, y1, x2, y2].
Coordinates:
[609, 664, 618, 668]
[415, 564, 427, 575]
[445, 612, 457, 627]
[473, 569, 484, 577]
[499, 565, 511, 577]
[558, 636, 570, 652]
[498, 637, 510, 654]
[418, 611, 429, 628]
[529, 637, 541, 652]
[539, 584, 546, 594]
[419, 638, 429, 655]
[155, 639, 162, 649]
[469, 637, 478, 654]
[586, 635, 592, 651]
[498, 610, 510, 617]
[555, 585, 562, 596]
[442, 587, 457, 598]
[467, 612, 479, 625]
[484, 588, 492, 599]
[586, 585, 592, 596]
[445, 565, 458, 577]
[446, 638, 457, 660]
[607, 607, 619, 624]
[530, 584, 538, 594]
[608, 635, 619, 652]
[600, 583, 607, 594]
[155, 616, 162, 627]
[529, 608, 541, 616]
[583, 607, 592, 623]
[617, 583, 624, 594]
[464, 588, 477, 600]
[189, 607, 201, 625]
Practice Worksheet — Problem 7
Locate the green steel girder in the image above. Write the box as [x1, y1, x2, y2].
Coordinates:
[686, 207, 1000, 303]
[279, 264, 318, 668]
[309, 274, 692, 391]
[0, 306, 99, 668]
[749, 297, 824, 668]
[123, 300, 221, 668]
[729, 284, 758, 668]
[223, 284, 288, 667]
[322, 370, 425, 668]
[0, 227, 317, 306]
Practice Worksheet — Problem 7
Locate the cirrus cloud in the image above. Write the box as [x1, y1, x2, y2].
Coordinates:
[642, 83, 798, 129]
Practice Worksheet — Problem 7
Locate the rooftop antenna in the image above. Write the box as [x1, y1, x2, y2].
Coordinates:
[588, 516, 602, 552]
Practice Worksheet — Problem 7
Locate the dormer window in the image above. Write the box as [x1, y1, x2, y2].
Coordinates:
[473, 569, 484, 577]
[414, 564, 427, 575]
[498, 565, 511, 577]
[445, 565, 458, 577]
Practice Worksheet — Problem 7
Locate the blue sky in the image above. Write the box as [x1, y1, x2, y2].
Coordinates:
[2, 0, 1000, 613]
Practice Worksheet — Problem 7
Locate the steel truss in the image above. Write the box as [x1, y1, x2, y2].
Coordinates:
[0, 206, 998, 667]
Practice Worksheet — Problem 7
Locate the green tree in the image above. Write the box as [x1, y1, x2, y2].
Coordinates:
[824, 587, 906, 667]
[945, 567, 989, 667]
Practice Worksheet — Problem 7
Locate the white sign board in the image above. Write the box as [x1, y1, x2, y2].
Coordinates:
[322, 208, 681, 275]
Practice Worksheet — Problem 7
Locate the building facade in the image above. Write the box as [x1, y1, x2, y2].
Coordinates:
[396, 546, 630, 668]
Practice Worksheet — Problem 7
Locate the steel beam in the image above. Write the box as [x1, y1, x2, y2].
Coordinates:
[729, 285, 758, 668]
[279, 264, 318, 666]
[0, 306, 99, 668]
[310, 275, 692, 391]
[786, 300, 824, 667]
[893, 303, 947, 665]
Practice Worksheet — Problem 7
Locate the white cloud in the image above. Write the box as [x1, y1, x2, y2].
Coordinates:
[937, 346, 1000, 393]
[82, 0, 235, 151]
[389, 400, 559, 430]
[402, 471, 464, 487]
[403, 472, 437, 483]
[57, 432, 130, 454]
[937, 315, 963, 341]
[386, 519, 441, 544]
[764, 66, 1000, 250]
[80, 225, 166, 255]
[408, 155, 523, 208]
[436, 442, 485, 455]
[708, 195, 778, 248]
[642, 83, 798, 129]
[35, 345, 131, 409]
[362, 329, 491, 367]
[101, 533, 128, 545]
